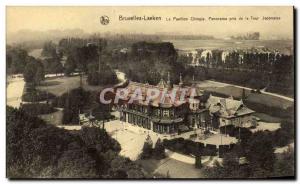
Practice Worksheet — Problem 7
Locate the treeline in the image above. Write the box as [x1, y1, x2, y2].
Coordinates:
[158, 34, 214, 40]
[7, 106, 145, 178]
[58, 38, 118, 85]
[6, 43, 61, 84]
[203, 130, 294, 178]
[244, 100, 294, 121]
[105, 40, 183, 85]
[182, 49, 294, 96]
[7, 38, 119, 87]
[230, 32, 260, 40]
[107, 41, 184, 85]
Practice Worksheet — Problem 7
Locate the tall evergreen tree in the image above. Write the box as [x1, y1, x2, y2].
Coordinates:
[153, 138, 165, 159]
[140, 135, 153, 159]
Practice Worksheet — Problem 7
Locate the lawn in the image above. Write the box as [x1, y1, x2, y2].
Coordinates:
[37, 75, 105, 96]
[203, 86, 251, 99]
[28, 48, 43, 59]
[246, 93, 293, 109]
[201, 85, 293, 110]
[253, 113, 283, 123]
[38, 108, 63, 125]
[250, 122, 281, 133]
[136, 158, 204, 178]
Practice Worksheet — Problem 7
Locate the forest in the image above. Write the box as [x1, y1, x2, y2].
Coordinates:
[7, 106, 146, 178]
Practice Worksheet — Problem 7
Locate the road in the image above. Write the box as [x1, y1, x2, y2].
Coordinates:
[7, 77, 25, 108]
[206, 80, 294, 102]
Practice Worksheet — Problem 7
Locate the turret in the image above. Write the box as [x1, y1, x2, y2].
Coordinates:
[167, 72, 172, 89]
[179, 73, 183, 87]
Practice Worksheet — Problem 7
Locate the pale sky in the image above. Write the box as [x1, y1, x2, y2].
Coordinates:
[6, 6, 293, 38]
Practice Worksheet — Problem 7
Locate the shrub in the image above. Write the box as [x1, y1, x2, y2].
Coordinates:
[140, 135, 153, 159]
[20, 103, 57, 116]
[163, 138, 218, 156]
[153, 138, 165, 159]
[195, 154, 202, 169]
[22, 89, 56, 102]
[244, 100, 293, 120]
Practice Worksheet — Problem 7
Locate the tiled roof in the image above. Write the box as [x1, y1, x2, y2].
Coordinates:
[206, 95, 254, 118]
[123, 81, 204, 108]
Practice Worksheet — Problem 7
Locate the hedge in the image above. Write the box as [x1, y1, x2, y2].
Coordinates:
[21, 103, 57, 116]
[163, 138, 219, 156]
[22, 89, 56, 102]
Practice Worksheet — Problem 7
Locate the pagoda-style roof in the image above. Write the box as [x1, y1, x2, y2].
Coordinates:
[120, 81, 204, 108]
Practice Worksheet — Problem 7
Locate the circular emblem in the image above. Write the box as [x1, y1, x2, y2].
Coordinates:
[100, 15, 110, 25]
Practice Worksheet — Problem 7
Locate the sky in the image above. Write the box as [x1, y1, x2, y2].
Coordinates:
[6, 6, 293, 39]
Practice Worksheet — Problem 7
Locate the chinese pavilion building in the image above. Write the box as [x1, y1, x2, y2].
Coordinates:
[116, 74, 256, 135]
[117, 74, 210, 135]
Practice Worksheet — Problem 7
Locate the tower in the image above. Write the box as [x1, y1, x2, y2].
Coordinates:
[167, 72, 172, 89]
[179, 73, 183, 87]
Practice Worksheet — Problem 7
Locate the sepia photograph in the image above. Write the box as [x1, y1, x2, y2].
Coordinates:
[6, 6, 295, 179]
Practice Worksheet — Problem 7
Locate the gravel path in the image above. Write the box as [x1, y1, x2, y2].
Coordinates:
[7, 77, 25, 108]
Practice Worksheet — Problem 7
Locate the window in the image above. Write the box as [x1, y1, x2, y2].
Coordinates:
[169, 109, 174, 117]
[157, 109, 161, 116]
[163, 109, 169, 117]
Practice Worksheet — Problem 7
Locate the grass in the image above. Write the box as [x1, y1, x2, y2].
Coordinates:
[253, 113, 283, 123]
[246, 93, 293, 110]
[38, 108, 63, 125]
[28, 48, 43, 59]
[204, 86, 251, 99]
[136, 158, 204, 178]
[203, 85, 293, 110]
[37, 75, 106, 96]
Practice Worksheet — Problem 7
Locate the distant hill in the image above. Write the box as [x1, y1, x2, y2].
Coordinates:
[7, 29, 89, 45]
[230, 32, 260, 40]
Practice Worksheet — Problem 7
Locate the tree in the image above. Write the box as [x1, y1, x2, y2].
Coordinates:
[7, 106, 145, 178]
[64, 56, 76, 75]
[41, 41, 57, 58]
[242, 88, 246, 100]
[140, 135, 153, 159]
[108, 156, 144, 179]
[23, 61, 36, 82]
[23, 57, 45, 85]
[153, 138, 165, 159]
[273, 147, 294, 177]
[195, 154, 202, 169]
[87, 63, 118, 86]
[60, 88, 92, 125]
[35, 66, 45, 85]
[244, 131, 275, 172]
[79, 127, 121, 153]
[6, 47, 28, 74]
[75, 44, 99, 73]
[57, 142, 98, 178]
[6, 106, 76, 178]
[50, 61, 64, 75]
[44, 57, 64, 75]
[220, 152, 244, 178]
[203, 150, 251, 178]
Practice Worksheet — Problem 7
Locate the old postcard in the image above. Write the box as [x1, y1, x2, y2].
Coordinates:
[6, 6, 294, 179]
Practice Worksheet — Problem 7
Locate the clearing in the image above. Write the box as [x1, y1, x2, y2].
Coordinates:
[7, 77, 25, 108]
[196, 80, 293, 110]
[37, 75, 105, 96]
[136, 158, 204, 178]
